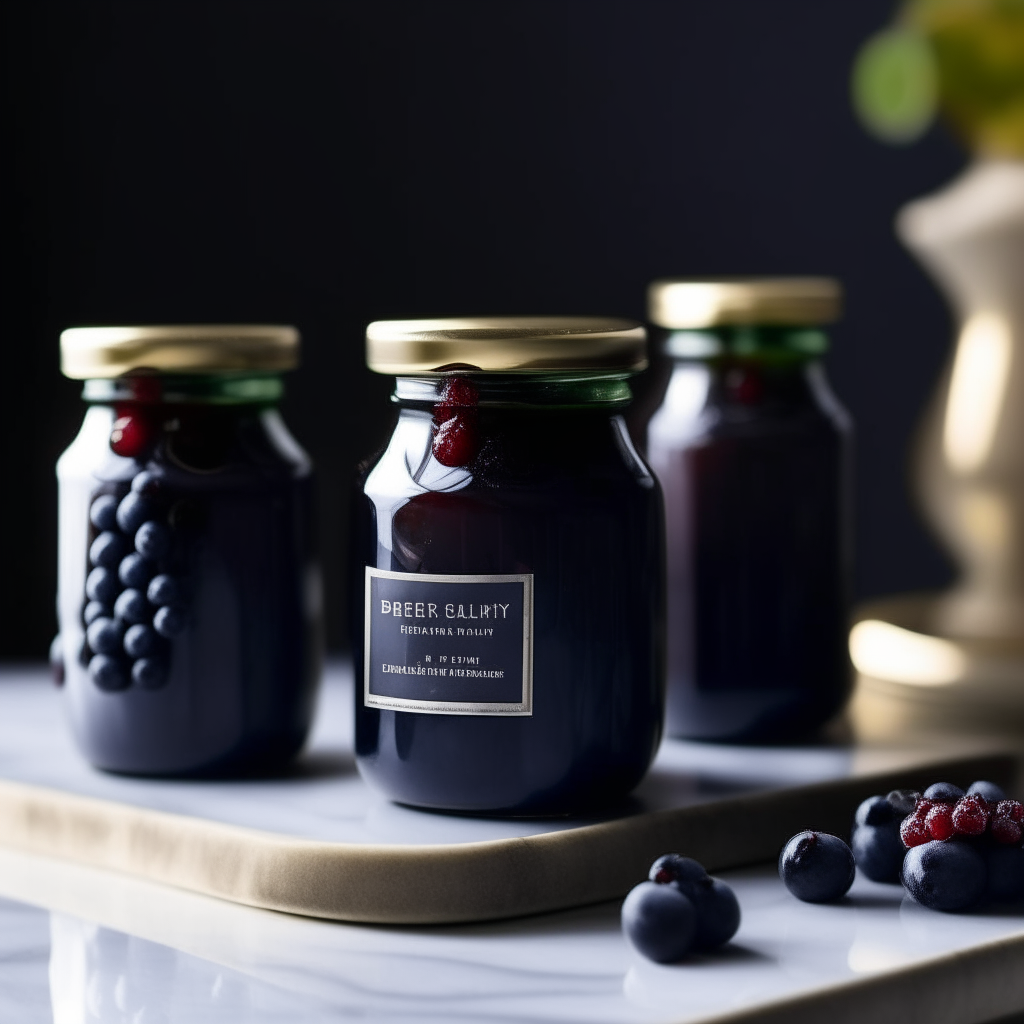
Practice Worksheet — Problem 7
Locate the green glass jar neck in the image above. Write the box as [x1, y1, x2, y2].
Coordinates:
[663, 325, 829, 363]
[82, 373, 284, 405]
[393, 372, 634, 409]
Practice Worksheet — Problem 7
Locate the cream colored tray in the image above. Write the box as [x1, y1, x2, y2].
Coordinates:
[0, 664, 1014, 925]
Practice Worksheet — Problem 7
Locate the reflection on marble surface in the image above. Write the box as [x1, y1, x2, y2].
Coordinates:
[2, 845, 1024, 1023]
[0, 663, 971, 849]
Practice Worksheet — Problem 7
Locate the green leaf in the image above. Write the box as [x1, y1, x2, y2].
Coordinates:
[852, 28, 938, 144]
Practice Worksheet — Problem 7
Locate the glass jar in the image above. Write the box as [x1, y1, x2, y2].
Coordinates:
[352, 318, 665, 814]
[643, 281, 853, 742]
[56, 326, 321, 775]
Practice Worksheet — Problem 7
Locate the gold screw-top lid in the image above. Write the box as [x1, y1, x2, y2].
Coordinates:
[647, 278, 842, 329]
[366, 317, 647, 375]
[60, 324, 300, 379]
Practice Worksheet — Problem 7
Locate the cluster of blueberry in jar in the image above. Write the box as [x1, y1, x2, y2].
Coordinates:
[80, 470, 189, 692]
[621, 855, 740, 963]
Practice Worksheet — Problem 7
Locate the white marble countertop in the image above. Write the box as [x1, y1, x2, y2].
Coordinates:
[3, 846, 1024, 1024]
[2, 664, 1024, 1023]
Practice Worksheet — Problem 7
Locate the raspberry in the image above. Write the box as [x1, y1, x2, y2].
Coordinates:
[996, 800, 1024, 825]
[952, 794, 990, 836]
[915, 798, 935, 815]
[432, 414, 479, 467]
[990, 816, 1023, 846]
[110, 410, 153, 458]
[926, 803, 956, 841]
[900, 811, 932, 848]
[431, 376, 480, 467]
[438, 377, 479, 410]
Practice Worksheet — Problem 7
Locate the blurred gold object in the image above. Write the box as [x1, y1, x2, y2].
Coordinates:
[60, 325, 300, 378]
[850, 595, 1024, 740]
[851, 160, 1024, 739]
[365, 317, 646, 375]
[646, 278, 841, 329]
[909, 0, 1024, 157]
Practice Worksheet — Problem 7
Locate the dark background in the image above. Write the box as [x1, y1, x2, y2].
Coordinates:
[4, 0, 962, 656]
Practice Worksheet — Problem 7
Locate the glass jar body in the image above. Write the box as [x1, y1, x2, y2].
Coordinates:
[351, 377, 665, 814]
[645, 334, 852, 742]
[57, 384, 320, 775]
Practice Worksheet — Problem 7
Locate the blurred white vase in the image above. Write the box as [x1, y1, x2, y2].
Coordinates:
[850, 160, 1024, 739]
[902, 159, 1024, 642]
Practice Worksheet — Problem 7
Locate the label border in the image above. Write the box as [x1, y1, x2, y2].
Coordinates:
[364, 567, 534, 716]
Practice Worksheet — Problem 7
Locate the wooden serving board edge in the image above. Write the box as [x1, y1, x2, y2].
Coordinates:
[0, 752, 1014, 925]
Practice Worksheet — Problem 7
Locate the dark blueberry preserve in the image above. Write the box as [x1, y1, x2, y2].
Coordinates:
[642, 281, 853, 742]
[352, 318, 665, 814]
[57, 326, 320, 775]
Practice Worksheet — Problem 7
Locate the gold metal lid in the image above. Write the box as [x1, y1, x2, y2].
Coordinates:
[60, 325, 300, 379]
[365, 317, 646, 375]
[647, 278, 842, 328]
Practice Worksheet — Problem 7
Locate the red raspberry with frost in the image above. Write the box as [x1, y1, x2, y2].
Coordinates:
[952, 794, 990, 836]
[990, 816, 1023, 846]
[926, 803, 956, 841]
[432, 414, 479, 467]
[434, 377, 480, 422]
[915, 798, 935, 815]
[996, 800, 1024, 825]
[901, 811, 932, 848]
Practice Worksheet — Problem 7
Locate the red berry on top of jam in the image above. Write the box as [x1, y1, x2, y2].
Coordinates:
[432, 376, 480, 467]
[109, 409, 154, 458]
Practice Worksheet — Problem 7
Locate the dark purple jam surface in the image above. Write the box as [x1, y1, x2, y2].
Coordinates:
[64, 402, 318, 776]
[352, 401, 665, 814]
[647, 358, 852, 742]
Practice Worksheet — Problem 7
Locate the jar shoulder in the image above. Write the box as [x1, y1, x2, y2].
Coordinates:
[647, 360, 851, 452]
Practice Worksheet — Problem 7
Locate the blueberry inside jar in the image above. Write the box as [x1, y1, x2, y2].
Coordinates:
[57, 325, 321, 776]
[352, 317, 665, 815]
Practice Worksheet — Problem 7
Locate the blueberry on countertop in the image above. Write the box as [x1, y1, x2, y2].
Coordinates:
[855, 795, 895, 827]
[902, 840, 986, 912]
[628, 854, 740, 958]
[89, 494, 120, 532]
[923, 782, 966, 802]
[779, 832, 856, 903]
[622, 882, 697, 964]
[852, 822, 905, 884]
[967, 780, 1007, 803]
[649, 854, 708, 887]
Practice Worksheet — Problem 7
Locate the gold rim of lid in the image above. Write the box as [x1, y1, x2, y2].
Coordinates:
[60, 325, 300, 379]
[366, 317, 647, 375]
[647, 278, 842, 328]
